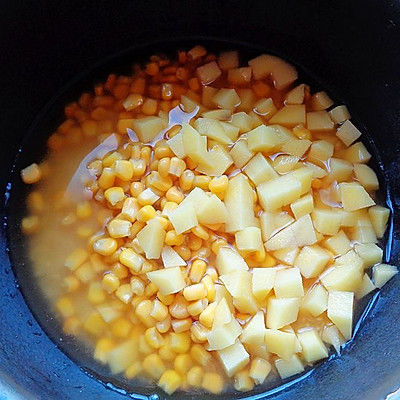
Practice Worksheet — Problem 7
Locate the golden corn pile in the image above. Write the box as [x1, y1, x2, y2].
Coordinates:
[20, 45, 396, 395]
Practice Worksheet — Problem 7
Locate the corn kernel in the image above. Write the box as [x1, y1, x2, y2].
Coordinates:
[154, 215, 170, 230]
[129, 182, 144, 198]
[130, 220, 145, 238]
[21, 215, 39, 234]
[27, 191, 44, 213]
[76, 225, 94, 238]
[145, 326, 165, 349]
[202, 372, 224, 394]
[76, 201, 92, 219]
[187, 366, 203, 387]
[156, 316, 171, 334]
[158, 157, 171, 178]
[190, 322, 209, 343]
[162, 201, 179, 217]
[166, 186, 184, 204]
[63, 316, 80, 335]
[174, 354, 193, 374]
[141, 147, 152, 164]
[211, 238, 227, 254]
[145, 282, 159, 297]
[107, 219, 132, 238]
[159, 338, 175, 361]
[191, 344, 211, 366]
[150, 299, 169, 321]
[104, 187, 125, 206]
[169, 332, 191, 353]
[201, 275, 216, 302]
[165, 229, 185, 246]
[169, 157, 186, 177]
[158, 369, 182, 395]
[130, 158, 147, 177]
[115, 284, 133, 304]
[154, 145, 173, 160]
[139, 335, 153, 355]
[193, 175, 211, 190]
[234, 370, 254, 392]
[157, 291, 175, 306]
[191, 225, 209, 241]
[63, 275, 80, 293]
[188, 235, 203, 251]
[90, 253, 107, 273]
[84, 312, 106, 336]
[114, 159, 134, 181]
[102, 273, 120, 293]
[103, 152, 123, 167]
[111, 318, 132, 338]
[75, 262, 95, 283]
[56, 296, 74, 318]
[174, 245, 192, 261]
[112, 262, 129, 279]
[119, 248, 143, 272]
[123, 93, 143, 111]
[98, 167, 115, 189]
[143, 353, 166, 379]
[180, 170, 195, 191]
[21, 163, 42, 184]
[209, 175, 229, 194]
[199, 302, 217, 328]
[205, 267, 218, 282]
[135, 299, 156, 327]
[142, 98, 158, 115]
[87, 282, 106, 304]
[169, 297, 190, 319]
[137, 188, 160, 206]
[137, 205, 156, 222]
[125, 361, 142, 379]
[183, 283, 207, 302]
[189, 259, 207, 283]
[171, 318, 192, 333]
[130, 277, 145, 296]
[93, 238, 118, 256]
[187, 299, 208, 316]
[65, 248, 88, 271]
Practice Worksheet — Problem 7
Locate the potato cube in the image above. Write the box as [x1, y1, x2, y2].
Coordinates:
[373, 264, 398, 288]
[240, 311, 266, 346]
[320, 263, 363, 292]
[273, 247, 299, 265]
[312, 208, 342, 235]
[284, 84, 306, 105]
[161, 246, 186, 268]
[355, 273, 376, 299]
[230, 140, 254, 168]
[329, 105, 350, 124]
[202, 86, 218, 108]
[213, 88, 241, 109]
[228, 67, 252, 86]
[216, 247, 249, 275]
[235, 227, 263, 252]
[166, 131, 185, 158]
[354, 164, 379, 191]
[137, 219, 166, 259]
[311, 91, 333, 111]
[354, 243, 383, 268]
[221, 121, 240, 140]
[207, 319, 242, 351]
[213, 298, 234, 327]
[217, 340, 250, 377]
[202, 108, 232, 121]
[249, 358, 272, 385]
[196, 144, 233, 176]
[252, 268, 277, 301]
[309, 140, 334, 161]
[325, 158, 353, 183]
[244, 153, 277, 185]
[181, 94, 202, 113]
[181, 123, 211, 168]
[350, 214, 378, 243]
[237, 88, 257, 111]
[269, 105, 306, 127]
[196, 194, 228, 225]
[294, 245, 331, 278]
[290, 194, 314, 219]
[323, 230, 351, 256]
[168, 201, 198, 234]
[266, 297, 300, 329]
[247, 124, 292, 153]
[289, 167, 313, 194]
[229, 112, 252, 133]
[336, 120, 361, 146]
[180, 187, 208, 213]
[272, 155, 300, 174]
[147, 266, 186, 295]
[297, 329, 328, 363]
[301, 284, 328, 317]
[275, 355, 304, 379]
[194, 118, 232, 144]
[306, 111, 334, 131]
[196, 61, 222, 85]
[335, 249, 363, 266]
[274, 268, 304, 298]
[132, 116, 167, 143]
[254, 98, 277, 120]
[339, 182, 375, 211]
[107, 339, 138, 374]
[264, 329, 297, 359]
[321, 324, 344, 354]
[342, 142, 371, 164]
[281, 138, 312, 158]
[257, 175, 301, 211]
[218, 50, 239, 70]
[224, 173, 256, 233]
[259, 211, 294, 241]
[368, 205, 390, 238]
[327, 291, 354, 340]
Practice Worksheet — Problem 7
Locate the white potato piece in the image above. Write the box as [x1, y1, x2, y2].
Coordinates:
[269, 105, 306, 127]
[373, 263, 398, 288]
[290, 194, 314, 219]
[161, 246, 186, 268]
[340, 182, 375, 211]
[312, 208, 342, 236]
[301, 284, 328, 317]
[228, 67, 252, 86]
[254, 98, 277, 119]
[273, 247, 299, 265]
[181, 123, 211, 168]
[213, 88, 241, 109]
[194, 117, 232, 144]
[266, 297, 300, 329]
[329, 105, 350, 124]
[321, 324, 344, 354]
[235, 227, 263, 252]
[252, 268, 277, 301]
[355, 274, 376, 299]
[289, 167, 314, 194]
[354, 243, 383, 268]
[180, 187, 208, 213]
[285, 84, 306, 105]
[274, 268, 304, 298]
[218, 50, 239, 70]
[107, 339, 138, 374]
[136, 218, 166, 259]
[168, 201, 198, 234]
[325, 158, 353, 183]
[259, 210, 294, 241]
[216, 247, 248, 275]
[294, 245, 331, 279]
[297, 328, 328, 363]
[244, 153, 277, 185]
[221, 120, 240, 140]
[247, 124, 291, 153]
[249, 358, 272, 385]
[132, 116, 167, 143]
[311, 91, 333, 111]
[342, 142, 371, 164]
[275, 355, 304, 379]
[218, 340, 250, 377]
[308, 140, 334, 162]
[320, 263, 363, 292]
[368, 205, 390, 238]
[166, 131, 185, 158]
[281, 138, 312, 158]
[323, 230, 351, 256]
[196, 194, 228, 225]
[306, 111, 334, 131]
[230, 140, 254, 168]
[336, 120, 361, 146]
[354, 164, 379, 191]
[230, 112, 253, 133]
[196, 61, 222, 85]
[327, 291, 354, 340]
[264, 329, 297, 359]
[240, 311, 266, 346]
[147, 267, 186, 295]
[196, 144, 233, 176]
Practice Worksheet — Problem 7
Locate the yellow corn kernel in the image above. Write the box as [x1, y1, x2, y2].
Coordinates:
[142, 98, 158, 115]
[103, 151, 123, 167]
[162, 201, 179, 217]
[174, 245, 192, 261]
[165, 186, 184, 204]
[158, 369, 182, 395]
[199, 302, 217, 328]
[113, 159, 133, 181]
[201, 275, 216, 302]
[130, 181, 145, 197]
[211, 238, 228, 254]
[137, 188, 160, 206]
[187, 366, 203, 387]
[138, 335, 153, 355]
[107, 219, 132, 238]
[174, 354, 193, 374]
[141, 260, 157, 274]
[193, 175, 211, 190]
[186, 157, 197, 170]
[84, 312, 106, 336]
[189, 259, 207, 283]
[158, 157, 171, 178]
[104, 187, 125, 206]
[145, 282, 159, 297]
[145, 326, 165, 349]
[130, 158, 147, 177]
[21, 163, 42, 184]
[143, 353, 166, 380]
[93, 238, 117, 256]
[119, 248, 143, 272]
[64, 248, 88, 271]
[87, 282, 106, 304]
[27, 191, 45, 213]
[206, 267, 218, 282]
[187, 299, 208, 317]
[159, 338, 175, 361]
[63, 316, 80, 335]
[157, 291, 175, 306]
[76, 201, 92, 219]
[21, 215, 39, 235]
[190, 322, 209, 343]
[123, 93, 143, 111]
[154, 215, 170, 230]
[56, 296, 74, 318]
[63, 275, 80, 293]
[169, 297, 190, 319]
[169, 157, 186, 177]
[156, 315, 171, 334]
[88, 159, 103, 175]
[90, 253, 107, 273]
[140, 146, 152, 164]
[115, 284, 133, 304]
[135, 299, 156, 327]
[171, 318, 192, 333]
[102, 273, 120, 293]
[191, 344, 211, 366]
[191, 225, 209, 241]
[137, 205, 156, 222]
[130, 220, 146, 238]
[169, 332, 191, 353]
[147, 171, 173, 192]
[165, 229, 185, 246]
[234, 370, 254, 392]
[130, 277, 145, 296]
[94, 338, 115, 363]
[98, 167, 115, 189]
[154, 144, 173, 160]
[75, 262, 95, 283]
[150, 299, 169, 321]
[180, 170, 195, 192]
[150, 159, 159, 172]
[209, 175, 229, 194]
[112, 262, 129, 279]
[125, 360, 143, 379]
[183, 283, 207, 302]
[111, 318, 132, 338]
[202, 372, 224, 394]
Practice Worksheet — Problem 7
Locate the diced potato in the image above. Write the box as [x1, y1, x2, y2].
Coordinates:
[218, 50, 239, 70]
[301, 284, 328, 317]
[264, 329, 297, 359]
[354, 243, 383, 268]
[181, 94, 202, 113]
[259, 210, 294, 241]
[281, 138, 312, 158]
[168, 201, 198, 234]
[217, 340, 250, 377]
[273, 247, 299, 265]
[214, 285, 235, 314]
[323, 230, 351, 256]
[274, 268, 304, 298]
[306, 111, 334, 131]
[147, 267, 186, 295]
[266, 297, 300, 329]
[269, 105, 306, 127]
[265, 214, 317, 251]
[342, 142, 371, 164]
[237, 88, 257, 112]
[336, 120, 361, 147]
[273, 155, 300, 174]
[339, 182, 375, 211]
[180, 187, 208, 213]
[373, 264, 398, 288]
[247, 124, 292, 153]
[107, 339, 138, 374]
[257, 175, 301, 211]
[227, 67, 252, 86]
[354, 164, 379, 191]
[294, 245, 331, 278]
[202, 108, 232, 121]
[254, 98, 277, 120]
[320, 263, 363, 292]
[230, 112, 253, 133]
[181, 123, 211, 168]
[249, 358, 272, 385]
[329, 105, 350, 124]
[166, 131, 185, 158]
[303, 162, 327, 179]
[289, 167, 313, 194]
[252, 268, 277, 301]
[196, 194, 228, 224]
[213, 298, 234, 327]
[308, 140, 334, 162]
[321, 324, 344, 354]
[221, 121, 240, 140]
[213, 88, 241, 109]
[244, 153, 277, 185]
[194, 118, 232, 144]
[229, 140, 254, 168]
[137, 219, 166, 259]
[335, 249, 363, 266]
[355, 274, 376, 299]
[216, 247, 249, 275]
[290, 194, 314, 219]
[224, 173, 256, 233]
[312, 208, 342, 235]
[132, 116, 167, 143]
[235, 227, 263, 252]
[196, 144, 233, 176]
[196, 61, 222, 85]
[161, 246, 186, 268]
[284, 84, 306, 105]
[368, 205, 390, 238]
[202, 86, 218, 108]
[327, 291, 354, 340]
[350, 214, 378, 244]
[240, 311, 266, 346]
[325, 158, 353, 183]
[297, 329, 328, 363]
[311, 91, 333, 111]
[275, 355, 304, 379]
